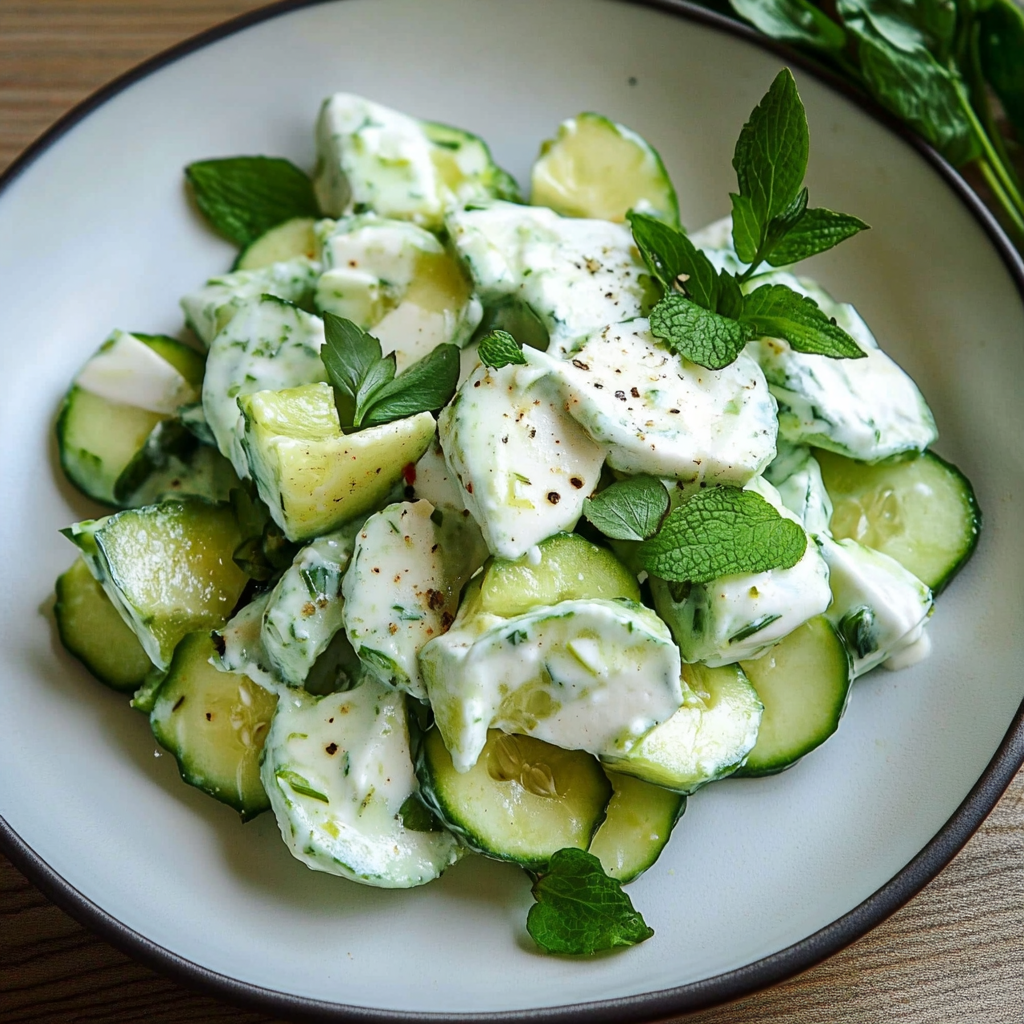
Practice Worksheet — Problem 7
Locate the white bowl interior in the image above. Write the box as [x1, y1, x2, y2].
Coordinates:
[0, 0, 1021, 1015]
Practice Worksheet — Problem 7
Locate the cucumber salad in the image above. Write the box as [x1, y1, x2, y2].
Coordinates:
[53, 71, 980, 956]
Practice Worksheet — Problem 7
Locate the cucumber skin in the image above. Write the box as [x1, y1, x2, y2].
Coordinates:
[917, 452, 982, 595]
[414, 728, 611, 871]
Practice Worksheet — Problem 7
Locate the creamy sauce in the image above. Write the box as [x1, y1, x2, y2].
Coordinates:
[260, 679, 461, 887]
[420, 598, 683, 772]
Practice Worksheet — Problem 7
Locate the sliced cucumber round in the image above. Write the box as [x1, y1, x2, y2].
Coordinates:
[234, 216, 318, 271]
[479, 532, 640, 618]
[150, 631, 278, 820]
[817, 448, 981, 593]
[416, 727, 611, 870]
[602, 662, 762, 793]
[530, 112, 679, 225]
[588, 771, 685, 883]
[54, 557, 151, 692]
[737, 616, 852, 777]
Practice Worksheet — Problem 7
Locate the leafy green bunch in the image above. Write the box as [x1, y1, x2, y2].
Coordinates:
[714, 0, 1024, 245]
[633, 68, 868, 371]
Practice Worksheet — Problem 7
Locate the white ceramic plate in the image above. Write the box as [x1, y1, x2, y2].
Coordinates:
[1, 0, 1022, 1019]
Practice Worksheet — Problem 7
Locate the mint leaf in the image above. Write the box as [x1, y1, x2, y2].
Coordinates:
[627, 211, 720, 309]
[766, 207, 869, 266]
[584, 476, 670, 542]
[729, 0, 847, 52]
[359, 344, 460, 428]
[478, 329, 527, 368]
[185, 157, 320, 247]
[321, 313, 383, 429]
[740, 284, 866, 358]
[527, 848, 654, 956]
[353, 353, 397, 426]
[636, 486, 807, 584]
[649, 294, 754, 370]
[731, 69, 809, 257]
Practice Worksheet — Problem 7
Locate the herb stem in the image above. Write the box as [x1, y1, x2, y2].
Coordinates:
[957, 81, 1024, 218]
[978, 159, 1024, 240]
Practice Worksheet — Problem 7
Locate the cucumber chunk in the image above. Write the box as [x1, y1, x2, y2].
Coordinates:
[479, 532, 639, 618]
[57, 331, 204, 506]
[602, 662, 762, 793]
[588, 771, 685, 883]
[65, 498, 248, 670]
[417, 727, 611, 870]
[234, 217, 319, 271]
[342, 501, 486, 699]
[817, 449, 981, 593]
[239, 382, 436, 542]
[737, 616, 852, 776]
[420, 594, 682, 772]
[261, 679, 461, 887]
[54, 558, 152, 692]
[150, 631, 278, 819]
[530, 112, 679, 226]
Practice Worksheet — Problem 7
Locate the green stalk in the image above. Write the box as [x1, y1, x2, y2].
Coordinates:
[978, 159, 1024, 241]
[956, 80, 1024, 219]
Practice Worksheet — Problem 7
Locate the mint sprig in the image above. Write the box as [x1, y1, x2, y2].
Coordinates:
[478, 329, 527, 369]
[583, 476, 670, 542]
[635, 486, 807, 584]
[320, 312, 458, 431]
[185, 157, 320, 247]
[526, 848, 654, 956]
[632, 69, 869, 371]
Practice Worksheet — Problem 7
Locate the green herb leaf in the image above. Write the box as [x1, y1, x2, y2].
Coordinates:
[478, 329, 527, 368]
[353, 352, 397, 425]
[627, 211, 721, 309]
[729, 193, 761, 266]
[839, 15, 979, 165]
[636, 486, 807, 584]
[979, 0, 1024, 145]
[276, 769, 330, 804]
[740, 283, 867, 358]
[185, 157, 320, 247]
[399, 794, 444, 832]
[837, 0, 957, 61]
[732, 69, 810, 254]
[527, 848, 654, 956]
[321, 313, 383, 428]
[584, 476, 670, 542]
[359, 344, 460, 428]
[729, 0, 847, 51]
[649, 294, 754, 370]
[766, 207, 870, 265]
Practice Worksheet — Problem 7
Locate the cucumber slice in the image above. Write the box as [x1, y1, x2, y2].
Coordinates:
[736, 616, 852, 777]
[530, 113, 679, 226]
[261, 680, 460, 887]
[817, 449, 981, 593]
[479, 532, 639, 618]
[238, 382, 436, 542]
[150, 631, 278, 820]
[417, 727, 611, 870]
[234, 217, 318, 271]
[588, 771, 685, 883]
[65, 498, 248, 670]
[57, 331, 204, 506]
[54, 558, 152, 692]
[602, 662, 762, 793]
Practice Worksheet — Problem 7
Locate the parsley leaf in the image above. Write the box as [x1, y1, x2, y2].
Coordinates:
[527, 848, 654, 956]
[584, 476, 670, 542]
[731, 69, 809, 264]
[649, 294, 754, 370]
[636, 486, 807, 584]
[627, 211, 721, 309]
[185, 157, 320, 247]
[359, 344, 460, 428]
[740, 284, 866, 358]
[320, 312, 458, 430]
[478, 329, 527, 368]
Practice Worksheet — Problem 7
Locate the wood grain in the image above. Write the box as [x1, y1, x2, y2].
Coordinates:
[1, 2, 1022, 1022]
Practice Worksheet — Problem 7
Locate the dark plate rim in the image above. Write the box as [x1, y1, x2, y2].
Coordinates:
[1, 0, 1022, 1021]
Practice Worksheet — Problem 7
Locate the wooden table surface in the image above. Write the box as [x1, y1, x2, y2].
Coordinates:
[1, 2, 1022, 1022]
